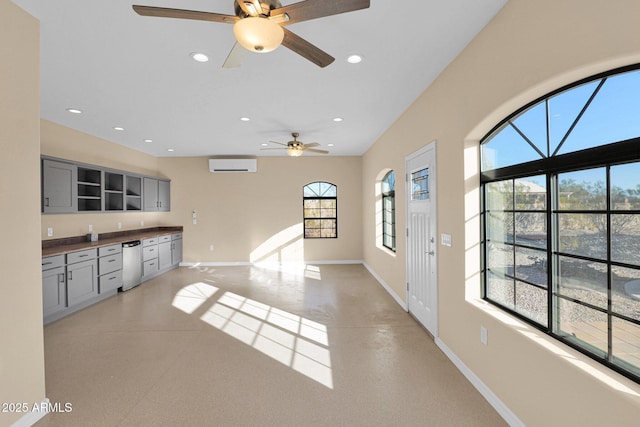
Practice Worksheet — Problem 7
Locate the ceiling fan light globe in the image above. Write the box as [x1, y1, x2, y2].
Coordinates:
[233, 17, 284, 53]
[287, 147, 303, 157]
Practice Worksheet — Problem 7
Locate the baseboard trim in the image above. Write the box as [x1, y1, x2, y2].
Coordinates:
[435, 338, 524, 427]
[181, 260, 363, 268]
[10, 398, 50, 427]
[362, 262, 408, 311]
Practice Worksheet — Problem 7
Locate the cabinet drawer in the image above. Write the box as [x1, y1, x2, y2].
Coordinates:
[171, 233, 182, 241]
[98, 244, 121, 256]
[159, 235, 171, 243]
[143, 245, 158, 261]
[143, 237, 158, 247]
[143, 258, 158, 276]
[42, 254, 65, 271]
[99, 253, 122, 275]
[99, 270, 122, 293]
[67, 248, 97, 264]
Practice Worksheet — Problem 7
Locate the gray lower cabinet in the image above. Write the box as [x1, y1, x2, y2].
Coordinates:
[42, 254, 67, 318]
[171, 233, 183, 265]
[42, 232, 182, 323]
[142, 237, 159, 278]
[98, 244, 122, 293]
[66, 249, 98, 307]
[158, 236, 172, 270]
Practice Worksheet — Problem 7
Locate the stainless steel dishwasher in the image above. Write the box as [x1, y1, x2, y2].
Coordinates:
[121, 240, 142, 291]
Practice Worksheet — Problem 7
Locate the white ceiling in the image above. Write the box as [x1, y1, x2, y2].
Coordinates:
[13, 0, 507, 157]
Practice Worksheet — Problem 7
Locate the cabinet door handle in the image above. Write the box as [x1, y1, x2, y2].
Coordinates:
[58, 273, 65, 283]
[45, 197, 50, 207]
[68, 271, 73, 280]
[43, 261, 52, 266]
[79, 254, 88, 258]
[108, 259, 116, 263]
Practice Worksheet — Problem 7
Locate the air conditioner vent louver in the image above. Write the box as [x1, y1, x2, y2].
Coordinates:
[209, 158, 257, 173]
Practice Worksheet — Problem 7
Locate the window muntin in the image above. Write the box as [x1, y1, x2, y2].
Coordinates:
[411, 168, 429, 200]
[382, 171, 396, 251]
[303, 182, 337, 239]
[481, 68, 640, 171]
[481, 65, 640, 383]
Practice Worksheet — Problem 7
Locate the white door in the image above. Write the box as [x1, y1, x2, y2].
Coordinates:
[406, 142, 438, 336]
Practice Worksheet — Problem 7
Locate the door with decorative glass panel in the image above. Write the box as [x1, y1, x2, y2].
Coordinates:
[406, 143, 438, 336]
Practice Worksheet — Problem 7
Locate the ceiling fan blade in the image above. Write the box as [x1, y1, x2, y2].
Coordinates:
[305, 148, 330, 154]
[222, 42, 248, 69]
[268, 141, 289, 146]
[281, 28, 334, 68]
[304, 142, 320, 148]
[260, 148, 288, 150]
[132, 5, 238, 23]
[272, 0, 370, 26]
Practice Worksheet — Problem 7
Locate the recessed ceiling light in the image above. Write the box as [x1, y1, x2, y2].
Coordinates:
[144, 139, 153, 143]
[261, 143, 268, 146]
[333, 117, 343, 122]
[347, 54, 363, 64]
[240, 117, 251, 122]
[66, 108, 82, 114]
[113, 126, 124, 131]
[167, 148, 175, 152]
[190, 52, 209, 63]
[328, 143, 335, 147]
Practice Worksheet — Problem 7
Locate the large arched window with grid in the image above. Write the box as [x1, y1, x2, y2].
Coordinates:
[303, 182, 337, 239]
[481, 64, 640, 383]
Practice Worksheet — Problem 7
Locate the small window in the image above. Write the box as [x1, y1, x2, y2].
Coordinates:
[411, 168, 430, 200]
[382, 171, 396, 251]
[303, 182, 337, 238]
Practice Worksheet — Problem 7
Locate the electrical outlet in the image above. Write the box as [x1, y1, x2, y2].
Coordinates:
[480, 326, 488, 345]
[47, 227, 53, 237]
[209, 245, 214, 251]
[88, 224, 93, 232]
[117, 222, 122, 230]
[140, 220, 144, 227]
[193, 219, 197, 225]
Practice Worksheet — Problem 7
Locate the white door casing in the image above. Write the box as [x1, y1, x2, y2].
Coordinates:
[406, 142, 438, 336]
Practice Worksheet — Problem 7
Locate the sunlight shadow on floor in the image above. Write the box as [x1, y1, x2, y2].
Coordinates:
[172, 282, 333, 389]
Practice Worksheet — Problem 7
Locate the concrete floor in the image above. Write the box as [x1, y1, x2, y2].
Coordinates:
[36, 264, 506, 426]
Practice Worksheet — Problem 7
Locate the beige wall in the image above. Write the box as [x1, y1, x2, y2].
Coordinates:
[362, 0, 640, 425]
[159, 156, 362, 263]
[40, 120, 167, 240]
[0, 1, 46, 426]
[40, 120, 362, 262]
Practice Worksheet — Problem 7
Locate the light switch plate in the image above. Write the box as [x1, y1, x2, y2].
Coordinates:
[47, 227, 53, 237]
[441, 233, 452, 247]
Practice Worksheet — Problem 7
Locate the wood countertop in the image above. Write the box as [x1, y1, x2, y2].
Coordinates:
[42, 226, 184, 257]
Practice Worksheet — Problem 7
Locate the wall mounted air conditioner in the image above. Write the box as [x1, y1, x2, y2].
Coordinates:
[209, 158, 257, 173]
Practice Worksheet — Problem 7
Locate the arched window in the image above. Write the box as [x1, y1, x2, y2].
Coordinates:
[303, 182, 337, 238]
[480, 65, 640, 383]
[381, 171, 396, 251]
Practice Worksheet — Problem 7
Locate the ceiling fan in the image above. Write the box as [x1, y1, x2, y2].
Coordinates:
[132, 0, 370, 68]
[262, 132, 329, 156]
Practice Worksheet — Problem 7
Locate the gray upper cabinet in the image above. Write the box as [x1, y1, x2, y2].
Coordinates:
[158, 179, 170, 211]
[143, 178, 171, 212]
[42, 159, 77, 213]
[143, 177, 158, 211]
[42, 156, 169, 214]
